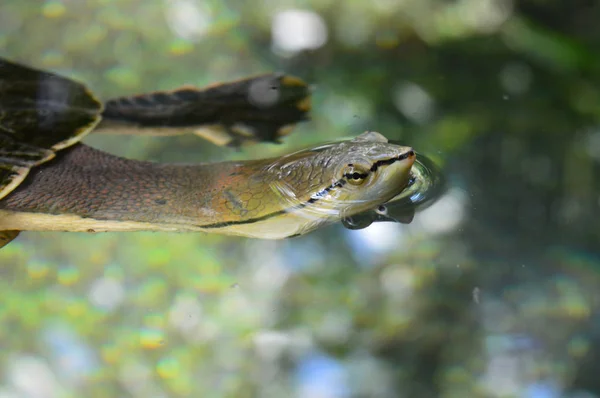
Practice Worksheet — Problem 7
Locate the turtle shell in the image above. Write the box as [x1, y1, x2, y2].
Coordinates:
[0, 58, 102, 200]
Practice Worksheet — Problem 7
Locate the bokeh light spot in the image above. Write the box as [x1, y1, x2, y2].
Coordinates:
[392, 82, 435, 124]
[57, 266, 79, 286]
[88, 277, 125, 312]
[140, 328, 166, 349]
[272, 10, 328, 54]
[105, 66, 141, 90]
[169, 38, 194, 55]
[42, 1, 66, 18]
[156, 357, 180, 379]
[166, 0, 213, 41]
[100, 343, 120, 364]
[27, 261, 50, 280]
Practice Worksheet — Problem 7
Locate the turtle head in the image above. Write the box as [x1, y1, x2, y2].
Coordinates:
[268, 131, 416, 221]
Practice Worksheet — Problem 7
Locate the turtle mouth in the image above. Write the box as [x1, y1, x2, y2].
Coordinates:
[370, 150, 416, 172]
[339, 149, 416, 181]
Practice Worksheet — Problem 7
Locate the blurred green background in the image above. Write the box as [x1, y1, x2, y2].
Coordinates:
[1, 0, 600, 397]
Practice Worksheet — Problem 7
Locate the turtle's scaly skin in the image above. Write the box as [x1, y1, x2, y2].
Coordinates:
[0, 58, 310, 248]
[0, 59, 102, 200]
[0, 58, 314, 201]
[0, 57, 420, 247]
[99, 74, 311, 146]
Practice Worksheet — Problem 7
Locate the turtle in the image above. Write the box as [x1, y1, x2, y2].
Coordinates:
[0, 57, 418, 249]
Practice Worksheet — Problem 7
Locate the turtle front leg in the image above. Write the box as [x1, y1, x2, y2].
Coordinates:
[96, 73, 312, 147]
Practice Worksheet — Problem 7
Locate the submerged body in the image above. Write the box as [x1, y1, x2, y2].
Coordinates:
[0, 132, 415, 239]
[0, 57, 416, 244]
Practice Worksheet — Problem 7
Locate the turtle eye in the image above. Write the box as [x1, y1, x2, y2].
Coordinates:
[343, 164, 369, 186]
